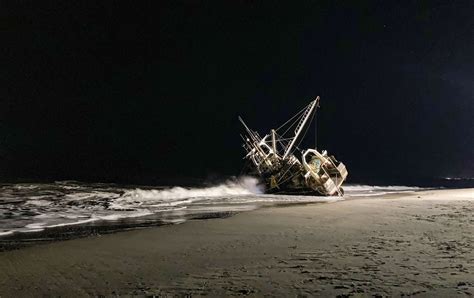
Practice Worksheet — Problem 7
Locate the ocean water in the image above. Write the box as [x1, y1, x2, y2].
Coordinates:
[0, 177, 424, 239]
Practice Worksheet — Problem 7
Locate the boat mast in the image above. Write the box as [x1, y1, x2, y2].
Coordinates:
[238, 116, 260, 143]
[282, 97, 319, 159]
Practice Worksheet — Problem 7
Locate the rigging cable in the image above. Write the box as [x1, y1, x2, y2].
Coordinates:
[275, 102, 310, 132]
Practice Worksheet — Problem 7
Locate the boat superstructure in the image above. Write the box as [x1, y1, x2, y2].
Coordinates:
[239, 96, 348, 196]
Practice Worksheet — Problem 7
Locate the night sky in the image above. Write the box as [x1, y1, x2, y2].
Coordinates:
[1, 1, 473, 185]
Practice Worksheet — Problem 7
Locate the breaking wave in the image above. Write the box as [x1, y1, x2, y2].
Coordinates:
[121, 176, 264, 201]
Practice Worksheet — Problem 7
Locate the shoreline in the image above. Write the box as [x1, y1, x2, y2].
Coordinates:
[0, 188, 414, 252]
[0, 188, 472, 296]
[0, 193, 345, 251]
[0, 210, 240, 252]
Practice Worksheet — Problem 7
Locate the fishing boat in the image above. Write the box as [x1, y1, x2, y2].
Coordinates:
[239, 96, 348, 196]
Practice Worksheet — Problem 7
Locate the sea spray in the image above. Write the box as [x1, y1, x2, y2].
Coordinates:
[119, 176, 264, 202]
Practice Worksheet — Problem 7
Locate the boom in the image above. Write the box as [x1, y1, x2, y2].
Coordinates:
[282, 97, 319, 159]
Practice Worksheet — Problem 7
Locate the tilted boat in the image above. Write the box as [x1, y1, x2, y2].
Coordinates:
[239, 96, 348, 196]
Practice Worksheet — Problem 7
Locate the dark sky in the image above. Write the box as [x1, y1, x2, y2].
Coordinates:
[1, 1, 473, 184]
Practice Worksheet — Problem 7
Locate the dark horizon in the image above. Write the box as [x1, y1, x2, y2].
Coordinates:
[1, 1, 473, 186]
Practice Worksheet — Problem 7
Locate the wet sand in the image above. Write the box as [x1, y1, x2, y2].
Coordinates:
[0, 188, 472, 296]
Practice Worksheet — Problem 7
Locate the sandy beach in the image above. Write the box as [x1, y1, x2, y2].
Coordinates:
[0, 188, 472, 296]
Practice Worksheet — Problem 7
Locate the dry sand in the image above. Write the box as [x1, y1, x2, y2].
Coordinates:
[0, 188, 473, 297]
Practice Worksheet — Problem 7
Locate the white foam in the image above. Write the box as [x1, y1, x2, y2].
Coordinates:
[64, 191, 120, 200]
[0, 231, 14, 237]
[25, 199, 52, 207]
[25, 223, 46, 229]
[121, 176, 263, 202]
[344, 184, 422, 192]
[43, 218, 99, 228]
[342, 184, 424, 198]
[13, 185, 39, 190]
[96, 210, 153, 221]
